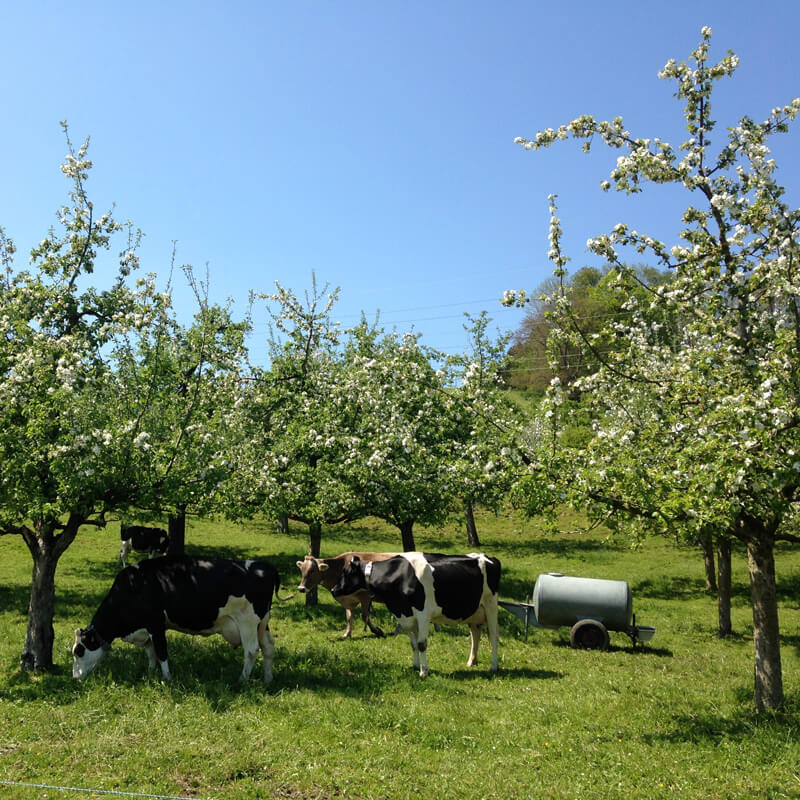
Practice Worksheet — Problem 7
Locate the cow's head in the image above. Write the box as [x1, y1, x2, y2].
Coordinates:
[72, 627, 110, 680]
[296, 556, 328, 593]
[331, 556, 368, 598]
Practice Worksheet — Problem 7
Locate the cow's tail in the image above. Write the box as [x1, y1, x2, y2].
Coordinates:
[271, 566, 296, 601]
[275, 585, 296, 601]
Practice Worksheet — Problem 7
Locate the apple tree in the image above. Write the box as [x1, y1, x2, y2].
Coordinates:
[223, 280, 367, 606]
[507, 30, 800, 711]
[446, 311, 525, 548]
[0, 128, 247, 671]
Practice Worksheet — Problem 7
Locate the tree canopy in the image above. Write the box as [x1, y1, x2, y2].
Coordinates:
[507, 265, 672, 393]
[506, 29, 800, 711]
[0, 127, 249, 669]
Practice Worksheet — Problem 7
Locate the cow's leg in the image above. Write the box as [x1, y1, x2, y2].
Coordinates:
[361, 595, 385, 638]
[258, 619, 275, 685]
[238, 622, 261, 681]
[398, 618, 421, 673]
[413, 614, 431, 678]
[406, 629, 420, 672]
[118, 540, 131, 567]
[143, 638, 158, 671]
[342, 606, 355, 639]
[467, 623, 482, 667]
[486, 598, 500, 673]
[149, 627, 171, 680]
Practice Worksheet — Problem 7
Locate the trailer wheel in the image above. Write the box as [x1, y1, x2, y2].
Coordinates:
[569, 619, 610, 650]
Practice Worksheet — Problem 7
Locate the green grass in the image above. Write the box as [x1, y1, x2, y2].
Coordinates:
[1, 511, 799, 800]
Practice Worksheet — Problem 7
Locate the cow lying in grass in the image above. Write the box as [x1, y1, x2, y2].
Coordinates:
[296, 552, 399, 637]
[73, 556, 283, 684]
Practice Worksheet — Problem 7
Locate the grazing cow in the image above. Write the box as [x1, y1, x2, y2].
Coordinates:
[296, 552, 400, 638]
[332, 552, 501, 677]
[118, 522, 169, 567]
[73, 556, 282, 684]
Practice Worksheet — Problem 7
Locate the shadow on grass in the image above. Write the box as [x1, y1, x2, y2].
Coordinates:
[448, 666, 563, 682]
[0, 584, 31, 616]
[0, 638, 397, 710]
[0, 663, 82, 706]
[0, 579, 114, 621]
[776, 570, 800, 604]
[640, 692, 800, 744]
[420, 534, 618, 561]
[547, 638, 674, 658]
[632, 574, 756, 604]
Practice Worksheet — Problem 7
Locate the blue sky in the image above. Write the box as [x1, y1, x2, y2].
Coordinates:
[3, 2, 799, 364]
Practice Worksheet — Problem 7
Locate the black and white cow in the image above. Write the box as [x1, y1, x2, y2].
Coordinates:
[332, 552, 501, 677]
[118, 523, 169, 567]
[73, 556, 282, 684]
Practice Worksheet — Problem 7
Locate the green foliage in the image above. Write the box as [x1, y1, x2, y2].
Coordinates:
[512, 29, 800, 544]
[341, 321, 457, 533]
[507, 264, 672, 392]
[0, 126, 250, 669]
[1, 512, 799, 799]
[225, 278, 364, 529]
[228, 294, 526, 548]
[0, 128, 250, 532]
[510, 29, 800, 710]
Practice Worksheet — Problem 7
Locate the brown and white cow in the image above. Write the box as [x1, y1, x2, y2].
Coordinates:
[296, 552, 399, 638]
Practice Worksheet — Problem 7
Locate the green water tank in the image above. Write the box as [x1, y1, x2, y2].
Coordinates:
[532, 572, 633, 632]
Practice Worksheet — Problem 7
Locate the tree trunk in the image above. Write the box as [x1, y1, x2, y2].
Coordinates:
[745, 527, 783, 711]
[700, 533, 717, 593]
[21, 547, 58, 672]
[276, 515, 289, 535]
[399, 519, 415, 552]
[305, 522, 322, 607]
[167, 506, 186, 556]
[20, 516, 80, 672]
[717, 537, 732, 638]
[464, 500, 481, 549]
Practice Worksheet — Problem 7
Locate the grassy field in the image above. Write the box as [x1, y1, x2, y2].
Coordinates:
[0, 510, 798, 800]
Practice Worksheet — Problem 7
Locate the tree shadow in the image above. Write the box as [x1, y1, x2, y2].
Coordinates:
[90, 637, 421, 709]
[498, 576, 536, 604]
[0, 634, 403, 711]
[0, 584, 31, 616]
[0, 663, 84, 706]
[640, 691, 800, 744]
[782, 631, 800, 659]
[448, 666, 564, 682]
[420, 533, 616, 561]
[776, 570, 800, 604]
[632, 574, 730, 601]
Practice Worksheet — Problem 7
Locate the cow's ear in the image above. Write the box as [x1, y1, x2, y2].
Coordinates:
[318, 563, 329, 573]
[296, 561, 304, 569]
